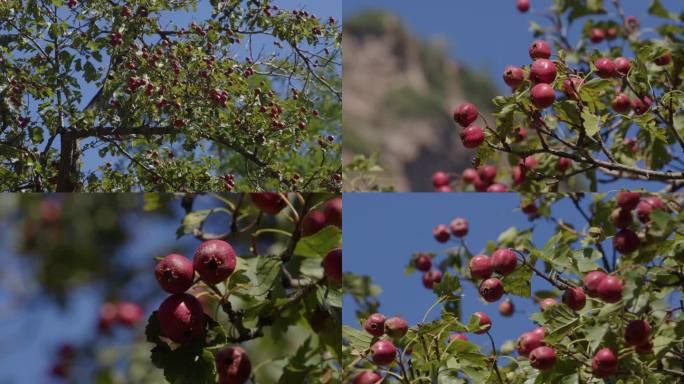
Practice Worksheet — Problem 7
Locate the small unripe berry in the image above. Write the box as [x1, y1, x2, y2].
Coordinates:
[155, 254, 195, 294]
[583, 270, 607, 297]
[353, 371, 382, 384]
[472, 311, 492, 334]
[516, 331, 542, 357]
[323, 248, 342, 283]
[612, 93, 631, 114]
[592, 348, 618, 378]
[625, 320, 651, 346]
[216, 346, 251, 384]
[469, 254, 493, 279]
[479, 278, 505, 302]
[594, 58, 617, 78]
[613, 228, 640, 254]
[432, 172, 450, 188]
[460, 125, 485, 148]
[503, 66, 525, 90]
[530, 59, 557, 84]
[422, 269, 443, 289]
[597, 276, 623, 303]
[450, 217, 468, 237]
[250, 192, 286, 215]
[364, 313, 386, 337]
[529, 40, 551, 60]
[385, 316, 409, 339]
[529, 346, 556, 371]
[415, 253, 432, 272]
[491, 248, 517, 275]
[157, 293, 205, 343]
[562, 287, 586, 311]
[530, 83, 556, 109]
[193, 240, 237, 285]
[370, 340, 396, 366]
[453, 103, 479, 127]
[433, 224, 450, 243]
[614, 57, 631, 76]
[499, 299, 514, 317]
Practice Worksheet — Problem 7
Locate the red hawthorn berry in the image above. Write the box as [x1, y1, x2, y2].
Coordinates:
[479, 278, 505, 302]
[433, 224, 450, 243]
[155, 254, 195, 294]
[499, 299, 514, 316]
[469, 254, 493, 279]
[370, 340, 396, 366]
[631, 96, 652, 115]
[302, 210, 327, 236]
[157, 293, 205, 343]
[491, 248, 517, 275]
[193, 240, 237, 285]
[503, 66, 525, 90]
[415, 253, 432, 272]
[453, 103, 479, 127]
[462, 168, 479, 184]
[216, 346, 251, 384]
[529, 40, 551, 60]
[594, 58, 617, 78]
[583, 270, 607, 297]
[613, 228, 640, 254]
[250, 192, 286, 215]
[530, 83, 556, 109]
[592, 348, 618, 378]
[353, 371, 382, 384]
[530, 59, 557, 84]
[460, 125, 485, 148]
[589, 28, 605, 43]
[449, 217, 468, 237]
[614, 57, 631, 76]
[529, 346, 556, 371]
[625, 320, 651, 346]
[323, 248, 342, 283]
[612, 93, 631, 114]
[422, 269, 442, 289]
[597, 275, 623, 303]
[517, 331, 543, 357]
[562, 287, 586, 311]
[472, 312, 492, 334]
[432, 171, 450, 188]
[364, 313, 386, 337]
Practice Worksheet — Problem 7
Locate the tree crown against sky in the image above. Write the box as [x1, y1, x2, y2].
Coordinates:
[0, 0, 341, 192]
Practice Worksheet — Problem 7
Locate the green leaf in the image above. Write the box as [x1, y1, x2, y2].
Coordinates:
[502, 265, 532, 297]
[342, 325, 373, 352]
[176, 209, 213, 238]
[581, 110, 599, 137]
[294, 225, 341, 257]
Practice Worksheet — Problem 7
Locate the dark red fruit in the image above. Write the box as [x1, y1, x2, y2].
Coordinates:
[614, 57, 631, 76]
[302, 210, 327, 236]
[635, 340, 653, 354]
[479, 278, 504, 302]
[364, 313, 386, 337]
[530, 83, 556, 109]
[450, 217, 468, 237]
[323, 248, 342, 283]
[462, 168, 479, 184]
[157, 293, 205, 343]
[422, 270, 443, 289]
[479, 165, 497, 183]
[250, 192, 286, 215]
[592, 348, 618, 378]
[517, 331, 543, 357]
[539, 298, 558, 311]
[499, 299, 514, 317]
[449, 333, 468, 342]
[631, 96, 652, 115]
[529, 346, 556, 371]
[583, 270, 607, 297]
[532, 327, 546, 338]
[655, 52, 671, 66]
[432, 172, 450, 188]
[491, 248, 517, 275]
[453, 103, 479, 127]
[433, 224, 450, 243]
[562, 76, 583, 100]
[517, 0, 530, 13]
[370, 340, 396, 366]
[193, 240, 237, 285]
[503, 66, 525, 90]
[460, 125, 485, 148]
[216, 346, 251, 384]
[617, 191, 641, 210]
[530, 59, 557, 84]
[562, 287, 586, 311]
[529, 40, 551, 60]
[117, 302, 144, 327]
[610, 208, 633, 229]
[594, 58, 616, 78]
[589, 28, 605, 43]
[625, 320, 651, 346]
[415, 253, 432, 272]
[613, 228, 640, 254]
[612, 93, 631, 114]
[521, 201, 537, 215]
[472, 312, 492, 334]
[155, 254, 195, 294]
[324, 197, 342, 227]
[636, 197, 665, 223]
[353, 371, 382, 384]
[98, 302, 118, 331]
[487, 183, 508, 192]
[469, 254, 493, 279]
[385, 316, 409, 338]
[597, 276, 623, 303]
[558, 157, 571, 172]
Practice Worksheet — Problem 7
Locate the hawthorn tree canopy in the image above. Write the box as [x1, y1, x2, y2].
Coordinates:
[0, 0, 341, 192]
[343, 192, 684, 383]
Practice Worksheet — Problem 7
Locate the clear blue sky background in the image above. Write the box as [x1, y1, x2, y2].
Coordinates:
[342, 193, 679, 359]
[343, 0, 683, 192]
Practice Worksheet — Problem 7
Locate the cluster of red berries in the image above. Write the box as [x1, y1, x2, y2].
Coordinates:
[221, 174, 236, 191]
[210, 88, 229, 107]
[49, 344, 76, 379]
[410, 217, 469, 288]
[470, 248, 518, 302]
[611, 192, 666, 254]
[352, 313, 410, 382]
[109, 31, 123, 47]
[97, 300, 144, 332]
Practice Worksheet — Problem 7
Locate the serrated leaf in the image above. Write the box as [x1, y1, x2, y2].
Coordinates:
[294, 225, 341, 257]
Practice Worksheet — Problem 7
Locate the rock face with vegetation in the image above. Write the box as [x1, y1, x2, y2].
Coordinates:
[343, 11, 498, 191]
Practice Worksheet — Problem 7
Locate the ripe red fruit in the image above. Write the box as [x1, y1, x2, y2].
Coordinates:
[625, 320, 651, 346]
[539, 298, 558, 311]
[250, 193, 286, 215]
[478, 165, 497, 183]
[516, 0, 530, 13]
[353, 371, 382, 384]
[521, 201, 537, 215]
[521, 155, 538, 170]
[472, 311, 492, 334]
[216, 346, 251, 384]
[562, 76, 583, 100]
[415, 253, 432, 272]
[612, 93, 631, 114]
[449, 333, 468, 342]
[422, 269, 443, 289]
[435, 185, 452, 192]
[558, 157, 571, 172]
[473, 178, 489, 192]
[635, 340, 653, 354]
[532, 327, 546, 338]
[597, 276, 623, 303]
[530, 83, 556, 109]
[323, 248, 342, 283]
[592, 348, 618, 378]
[302, 210, 327, 236]
[503, 66, 525, 90]
[460, 125, 485, 148]
[610, 208, 633, 229]
[364, 313, 386, 337]
[193, 240, 237, 285]
[606, 27, 618, 40]
[517, 331, 543, 357]
[98, 302, 118, 331]
[617, 191, 641, 210]
[589, 28, 605, 43]
[631, 96, 652, 115]
[453, 103, 479, 127]
[479, 278, 505, 302]
[529, 346, 556, 371]
[614, 57, 631, 76]
[432, 172, 450, 188]
[491, 248, 517, 275]
[529, 40, 551, 60]
[117, 301, 144, 327]
[636, 197, 665, 223]
[512, 166, 525, 185]
[157, 293, 205, 343]
[514, 126, 528, 141]
[469, 254, 493, 279]
[530, 59, 557, 84]
[487, 183, 508, 192]
[499, 299, 514, 317]
[324, 198, 342, 227]
[583, 270, 607, 297]
[155, 254, 195, 294]
[613, 228, 640, 254]
[562, 287, 586, 311]
[385, 316, 409, 338]
[450, 217, 468, 237]
[433, 224, 450, 243]
[462, 168, 479, 184]
[370, 340, 396, 366]
[594, 58, 616, 78]
[655, 52, 671, 66]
